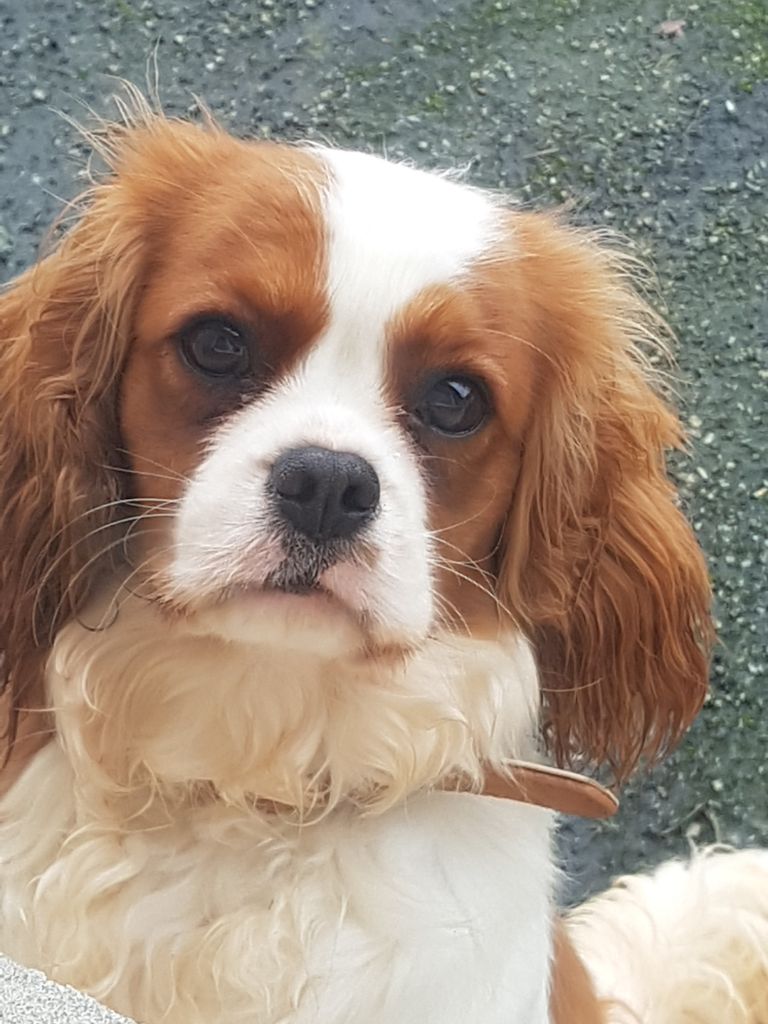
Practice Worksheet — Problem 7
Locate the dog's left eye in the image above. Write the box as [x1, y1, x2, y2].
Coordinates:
[179, 318, 252, 380]
[412, 375, 490, 437]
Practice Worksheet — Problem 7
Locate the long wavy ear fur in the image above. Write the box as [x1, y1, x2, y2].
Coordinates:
[498, 213, 713, 781]
[0, 199, 141, 749]
[0, 98, 202, 750]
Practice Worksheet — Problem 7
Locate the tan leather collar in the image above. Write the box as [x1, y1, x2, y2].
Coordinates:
[470, 760, 619, 820]
[257, 761, 618, 820]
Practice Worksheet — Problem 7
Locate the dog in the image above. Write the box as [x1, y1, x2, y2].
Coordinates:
[1, 96, 765, 1023]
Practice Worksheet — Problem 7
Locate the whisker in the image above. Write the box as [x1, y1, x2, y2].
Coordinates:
[36, 509, 179, 644]
[44, 532, 136, 644]
[80, 552, 170, 632]
[430, 489, 502, 538]
[433, 538, 493, 577]
[31, 497, 180, 558]
[17, 498, 181, 611]
[32, 509, 177, 613]
[104, 463, 192, 488]
[431, 590, 471, 636]
[434, 559, 515, 621]
[111, 448, 193, 485]
[464, 322, 553, 366]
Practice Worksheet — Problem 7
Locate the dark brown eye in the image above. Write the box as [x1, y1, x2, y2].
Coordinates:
[179, 318, 251, 380]
[413, 374, 490, 437]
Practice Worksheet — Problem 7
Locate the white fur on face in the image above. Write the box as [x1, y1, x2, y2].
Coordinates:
[168, 149, 502, 653]
[318, 147, 501, 358]
[171, 388, 431, 653]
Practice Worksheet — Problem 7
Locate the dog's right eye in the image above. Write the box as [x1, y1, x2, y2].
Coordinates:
[179, 318, 252, 380]
[412, 373, 491, 438]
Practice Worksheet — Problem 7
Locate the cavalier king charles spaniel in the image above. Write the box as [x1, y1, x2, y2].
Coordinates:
[1, 97, 766, 1024]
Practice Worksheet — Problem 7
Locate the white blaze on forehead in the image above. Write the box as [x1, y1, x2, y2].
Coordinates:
[307, 148, 501, 383]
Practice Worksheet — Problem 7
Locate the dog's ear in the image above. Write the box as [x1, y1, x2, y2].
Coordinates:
[0, 105, 246, 752]
[0, 120, 158, 746]
[497, 213, 713, 781]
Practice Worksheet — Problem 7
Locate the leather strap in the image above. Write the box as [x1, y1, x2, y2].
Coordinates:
[256, 761, 619, 820]
[472, 760, 619, 820]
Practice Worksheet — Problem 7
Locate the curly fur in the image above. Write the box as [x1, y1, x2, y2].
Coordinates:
[568, 847, 768, 1023]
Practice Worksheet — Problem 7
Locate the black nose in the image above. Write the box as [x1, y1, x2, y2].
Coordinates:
[269, 446, 380, 542]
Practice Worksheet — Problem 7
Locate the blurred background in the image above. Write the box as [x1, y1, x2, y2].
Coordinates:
[1, 0, 766, 903]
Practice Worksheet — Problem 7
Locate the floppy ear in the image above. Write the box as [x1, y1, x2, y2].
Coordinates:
[0, 105, 249, 751]
[498, 213, 713, 781]
[0, 126, 152, 747]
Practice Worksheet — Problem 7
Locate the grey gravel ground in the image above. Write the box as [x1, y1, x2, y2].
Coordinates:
[0, 0, 766, 970]
[0, 956, 135, 1023]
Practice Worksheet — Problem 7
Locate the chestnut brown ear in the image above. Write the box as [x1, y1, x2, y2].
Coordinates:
[0, 129, 151, 750]
[0, 104, 257, 755]
[498, 213, 713, 781]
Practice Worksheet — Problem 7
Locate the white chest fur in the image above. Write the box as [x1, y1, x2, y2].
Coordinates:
[0, 746, 554, 1024]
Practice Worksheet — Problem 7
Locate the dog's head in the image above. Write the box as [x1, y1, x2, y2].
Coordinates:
[0, 107, 712, 805]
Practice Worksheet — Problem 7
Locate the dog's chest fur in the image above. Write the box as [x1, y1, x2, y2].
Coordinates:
[0, 744, 553, 1024]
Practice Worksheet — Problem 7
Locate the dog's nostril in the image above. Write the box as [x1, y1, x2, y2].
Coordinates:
[274, 464, 317, 504]
[342, 474, 380, 514]
[269, 446, 380, 542]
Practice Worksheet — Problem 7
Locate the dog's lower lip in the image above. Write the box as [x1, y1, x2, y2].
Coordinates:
[231, 583, 356, 620]
[263, 581, 323, 597]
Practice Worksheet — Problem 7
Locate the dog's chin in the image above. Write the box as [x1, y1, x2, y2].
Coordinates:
[182, 585, 368, 658]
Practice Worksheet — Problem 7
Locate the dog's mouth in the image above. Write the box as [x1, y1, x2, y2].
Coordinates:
[221, 552, 365, 632]
[257, 578, 353, 618]
[264, 534, 358, 593]
[246, 534, 369, 617]
[164, 532, 410, 654]
[169, 551, 425, 661]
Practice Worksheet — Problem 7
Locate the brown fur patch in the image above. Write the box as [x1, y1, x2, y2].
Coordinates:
[550, 920, 607, 1024]
[0, 112, 329, 748]
[492, 213, 712, 778]
[119, 137, 329, 556]
[386, 212, 712, 779]
[386, 281, 537, 636]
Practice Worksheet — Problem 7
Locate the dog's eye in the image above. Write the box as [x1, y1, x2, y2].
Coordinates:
[179, 319, 251, 380]
[413, 375, 490, 437]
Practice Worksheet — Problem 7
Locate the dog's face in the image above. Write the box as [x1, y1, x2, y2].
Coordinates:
[0, 111, 712, 796]
[120, 143, 532, 659]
